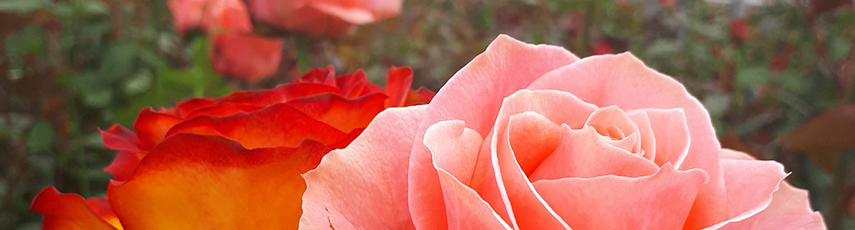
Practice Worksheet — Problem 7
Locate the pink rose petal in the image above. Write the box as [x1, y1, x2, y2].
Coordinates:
[527, 53, 727, 228]
[529, 125, 659, 181]
[408, 35, 580, 229]
[533, 164, 708, 230]
[300, 105, 427, 229]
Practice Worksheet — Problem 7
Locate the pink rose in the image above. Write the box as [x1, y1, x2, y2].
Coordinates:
[247, 0, 402, 37]
[300, 35, 825, 229]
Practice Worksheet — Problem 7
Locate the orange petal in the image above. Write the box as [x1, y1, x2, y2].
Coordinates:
[285, 93, 386, 133]
[108, 134, 328, 230]
[133, 108, 184, 150]
[31, 186, 120, 230]
[166, 103, 347, 148]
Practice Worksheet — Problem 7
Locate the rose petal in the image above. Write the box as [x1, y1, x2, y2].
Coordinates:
[168, 0, 205, 32]
[490, 89, 599, 173]
[311, 2, 377, 24]
[584, 106, 637, 140]
[285, 93, 386, 133]
[301, 106, 427, 229]
[133, 108, 184, 150]
[627, 110, 656, 161]
[108, 134, 328, 229]
[172, 98, 216, 118]
[333, 70, 371, 98]
[529, 126, 659, 181]
[423, 120, 485, 186]
[31, 186, 119, 230]
[408, 35, 579, 229]
[184, 102, 264, 119]
[719, 148, 756, 160]
[384, 66, 414, 107]
[643, 108, 691, 167]
[507, 112, 562, 176]
[296, 66, 337, 86]
[707, 157, 788, 226]
[204, 0, 253, 32]
[712, 182, 826, 230]
[99, 125, 140, 152]
[103, 150, 143, 182]
[212, 33, 283, 82]
[526, 53, 727, 228]
[166, 103, 347, 149]
[436, 169, 513, 230]
[217, 82, 342, 107]
[533, 164, 708, 230]
[248, 1, 354, 37]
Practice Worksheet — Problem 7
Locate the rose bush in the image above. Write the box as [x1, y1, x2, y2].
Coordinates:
[31, 67, 434, 229]
[301, 35, 825, 229]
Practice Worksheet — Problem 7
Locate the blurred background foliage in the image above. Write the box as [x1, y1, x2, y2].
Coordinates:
[1, 0, 854, 229]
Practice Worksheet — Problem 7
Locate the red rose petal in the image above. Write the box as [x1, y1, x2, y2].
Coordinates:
[31, 187, 119, 230]
[108, 134, 328, 229]
[166, 103, 347, 149]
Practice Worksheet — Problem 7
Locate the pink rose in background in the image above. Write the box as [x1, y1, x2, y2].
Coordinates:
[247, 0, 403, 37]
[300, 35, 825, 229]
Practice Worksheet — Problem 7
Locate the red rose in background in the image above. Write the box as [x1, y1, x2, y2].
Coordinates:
[247, 0, 403, 37]
[212, 33, 285, 82]
[168, 0, 252, 33]
[730, 18, 752, 42]
[31, 67, 434, 229]
[168, 0, 283, 82]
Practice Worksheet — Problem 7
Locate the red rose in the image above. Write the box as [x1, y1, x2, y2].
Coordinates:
[31, 66, 434, 229]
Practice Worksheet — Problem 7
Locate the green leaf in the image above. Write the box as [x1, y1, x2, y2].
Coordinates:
[124, 69, 154, 95]
[0, 0, 50, 13]
[645, 40, 678, 58]
[99, 42, 139, 82]
[735, 66, 770, 90]
[5, 25, 47, 60]
[703, 94, 731, 117]
[82, 88, 113, 108]
[70, 0, 106, 15]
[26, 121, 55, 152]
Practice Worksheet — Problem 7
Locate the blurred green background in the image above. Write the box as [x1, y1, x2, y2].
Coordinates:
[1, 0, 854, 229]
